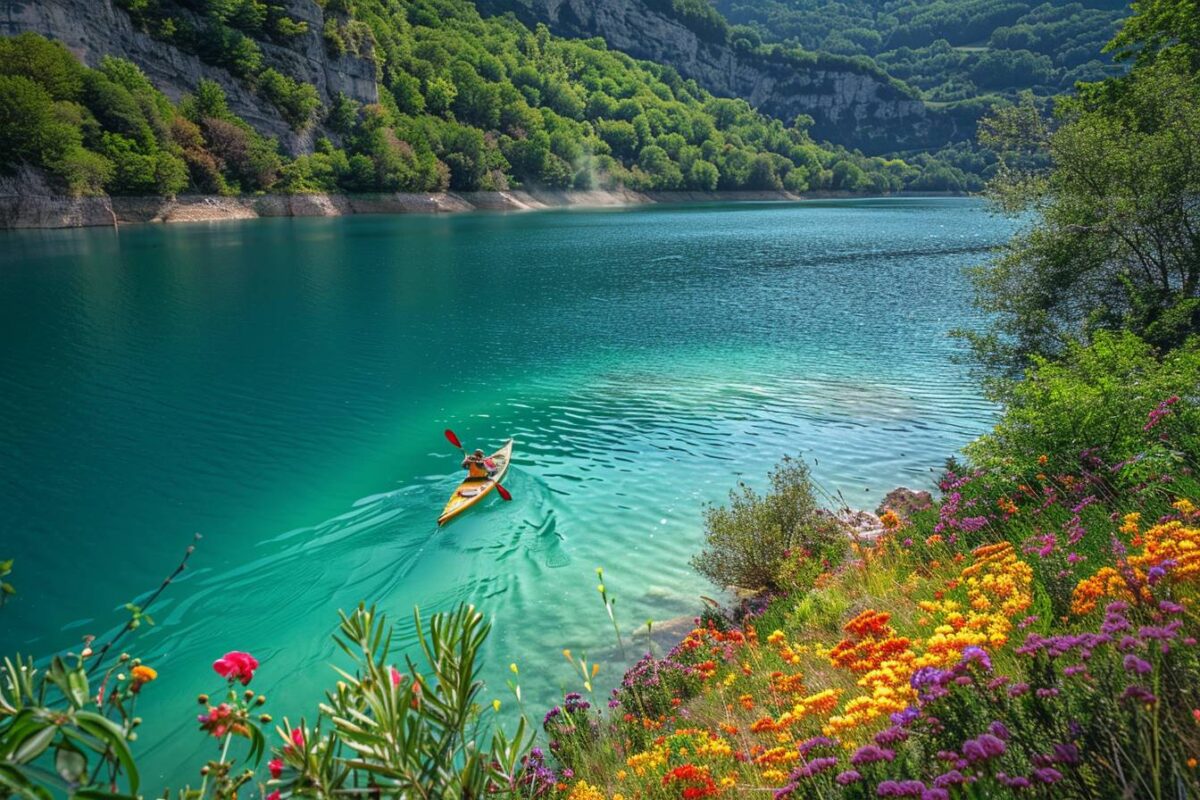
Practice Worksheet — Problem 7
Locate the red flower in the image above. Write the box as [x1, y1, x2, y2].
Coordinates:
[266, 791, 280, 800]
[213, 651, 259, 685]
[291, 727, 305, 749]
[269, 758, 283, 779]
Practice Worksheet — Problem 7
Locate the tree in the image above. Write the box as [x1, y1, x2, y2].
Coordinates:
[0, 75, 80, 171]
[968, 61, 1200, 369]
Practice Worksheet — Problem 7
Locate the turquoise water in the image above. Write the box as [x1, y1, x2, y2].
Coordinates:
[0, 198, 1015, 784]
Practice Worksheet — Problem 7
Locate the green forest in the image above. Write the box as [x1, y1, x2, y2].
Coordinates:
[716, 0, 1129, 102]
[0, 0, 983, 200]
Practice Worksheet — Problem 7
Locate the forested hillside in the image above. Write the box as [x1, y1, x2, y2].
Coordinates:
[716, 0, 1128, 102]
[0, 0, 982, 200]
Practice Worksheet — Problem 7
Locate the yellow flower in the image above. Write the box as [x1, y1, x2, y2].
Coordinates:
[616, 770, 627, 781]
[492, 699, 501, 712]
[566, 781, 605, 800]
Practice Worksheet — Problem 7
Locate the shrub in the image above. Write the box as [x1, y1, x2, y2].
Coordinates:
[691, 456, 846, 591]
[965, 331, 1200, 478]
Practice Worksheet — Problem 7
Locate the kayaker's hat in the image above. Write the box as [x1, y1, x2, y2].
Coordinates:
[473, 449, 484, 456]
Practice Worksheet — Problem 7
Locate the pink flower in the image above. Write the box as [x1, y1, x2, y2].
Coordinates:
[390, 666, 404, 687]
[266, 791, 280, 800]
[291, 727, 305, 749]
[269, 758, 283, 779]
[213, 651, 259, 685]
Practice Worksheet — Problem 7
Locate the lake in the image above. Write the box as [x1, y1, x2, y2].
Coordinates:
[0, 198, 1016, 783]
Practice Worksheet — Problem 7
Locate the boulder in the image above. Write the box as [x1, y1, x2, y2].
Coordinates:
[876, 487, 934, 522]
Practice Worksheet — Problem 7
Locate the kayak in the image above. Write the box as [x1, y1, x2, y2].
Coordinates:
[437, 439, 514, 526]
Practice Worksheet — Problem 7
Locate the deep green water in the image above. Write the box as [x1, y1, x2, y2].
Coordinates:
[0, 198, 1016, 783]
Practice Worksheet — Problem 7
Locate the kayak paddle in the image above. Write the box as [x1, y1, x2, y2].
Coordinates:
[446, 427, 512, 500]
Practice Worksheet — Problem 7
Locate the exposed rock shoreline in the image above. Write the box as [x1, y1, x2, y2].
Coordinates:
[0, 186, 960, 230]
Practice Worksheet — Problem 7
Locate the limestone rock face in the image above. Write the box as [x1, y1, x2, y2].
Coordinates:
[0, 0, 378, 154]
[476, 0, 970, 152]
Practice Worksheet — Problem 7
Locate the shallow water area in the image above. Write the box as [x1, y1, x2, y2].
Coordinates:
[0, 198, 1017, 783]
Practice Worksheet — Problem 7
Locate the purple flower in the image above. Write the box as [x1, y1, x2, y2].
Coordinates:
[1123, 654, 1152, 675]
[1008, 682, 1030, 697]
[798, 736, 838, 755]
[1122, 685, 1157, 704]
[851, 744, 896, 765]
[890, 705, 920, 726]
[932, 771, 966, 788]
[876, 780, 926, 797]
[962, 733, 1006, 763]
[875, 725, 909, 746]
[922, 790, 949, 800]
[998, 773, 1032, 789]
[835, 770, 862, 786]
[1052, 743, 1080, 765]
[791, 757, 838, 780]
[1036, 687, 1060, 698]
[1159, 598, 1184, 613]
[1033, 767, 1063, 784]
[988, 721, 1010, 740]
[959, 646, 992, 672]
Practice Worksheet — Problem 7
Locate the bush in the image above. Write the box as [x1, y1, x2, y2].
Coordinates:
[691, 456, 846, 591]
[966, 331, 1200, 479]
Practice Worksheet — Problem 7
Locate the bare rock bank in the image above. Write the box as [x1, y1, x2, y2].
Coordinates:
[0, 181, 811, 229]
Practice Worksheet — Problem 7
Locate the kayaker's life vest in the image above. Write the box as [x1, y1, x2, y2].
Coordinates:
[466, 460, 490, 478]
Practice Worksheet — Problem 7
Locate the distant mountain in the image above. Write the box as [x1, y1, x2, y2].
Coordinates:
[0, 0, 988, 203]
[714, 0, 1128, 102]
[474, 0, 984, 152]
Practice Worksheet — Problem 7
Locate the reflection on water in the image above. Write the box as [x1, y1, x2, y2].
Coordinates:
[0, 199, 1017, 783]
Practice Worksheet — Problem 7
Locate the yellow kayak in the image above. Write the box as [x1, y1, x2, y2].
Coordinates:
[437, 439, 514, 526]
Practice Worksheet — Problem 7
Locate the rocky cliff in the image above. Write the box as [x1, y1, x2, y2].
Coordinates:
[0, 0, 378, 154]
[477, 0, 972, 152]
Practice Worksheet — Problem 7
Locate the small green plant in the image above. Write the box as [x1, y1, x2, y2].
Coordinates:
[690, 455, 847, 591]
[0, 559, 13, 607]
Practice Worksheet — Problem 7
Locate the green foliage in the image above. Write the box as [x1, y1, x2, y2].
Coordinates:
[691, 456, 847, 591]
[270, 603, 531, 797]
[965, 331, 1200, 479]
[968, 54, 1200, 369]
[715, 0, 1127, 105]
[256, 68, 321, 129]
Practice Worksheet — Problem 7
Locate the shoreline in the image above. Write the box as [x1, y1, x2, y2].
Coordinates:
[0, 188, 965, 230]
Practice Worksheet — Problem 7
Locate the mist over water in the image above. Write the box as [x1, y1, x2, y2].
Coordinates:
[0, 198, 1017, 783]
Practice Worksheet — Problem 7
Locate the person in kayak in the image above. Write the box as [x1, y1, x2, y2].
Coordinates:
[462, 449, 498, 478]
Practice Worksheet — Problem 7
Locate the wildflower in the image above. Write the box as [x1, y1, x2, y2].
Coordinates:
[268, 758, 283, 779]
[266, 791, 280, 800]
[1123, 654, 1152, 675]
[880, 510, 902, 530]
[1033, 767, 1062, 784]
[130, 664, 157, 693]
[850, 745, 895, 765]
[1121, 685, 1157, 705]
[876, 779, 926, 797]
[958, 646, 992, 672]
[790, 757, 838, 779]
[836, 770, 861, 785]
[961, 734, 1005, 763]
[997, 774, 1032, 789]
[213, 651, 259, 685]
